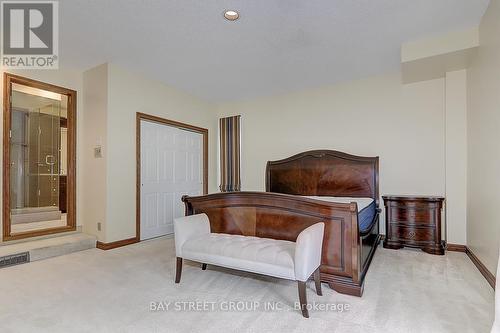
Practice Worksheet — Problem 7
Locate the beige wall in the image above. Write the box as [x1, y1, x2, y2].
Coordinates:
[445, 70, 468, 245]
[401, 27, 479, 84]
[216, 73, 448, 235]
[82, 64, 108, 240]
[0, 68, 84, 242]
[402, 27, 479, 63]
[101, 64, 217, 243]
[467, 0, 500, 274]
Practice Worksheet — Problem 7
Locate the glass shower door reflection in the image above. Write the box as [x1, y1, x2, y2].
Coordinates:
[27, 110, 60, 208]
[40, 112, 61, 208]
[10, 85, 65, 233]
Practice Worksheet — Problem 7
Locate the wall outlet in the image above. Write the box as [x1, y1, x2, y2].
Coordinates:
[97, 222, 101, 231]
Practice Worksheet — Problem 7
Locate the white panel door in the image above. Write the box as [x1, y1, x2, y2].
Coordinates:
[140, 120, 203, 240]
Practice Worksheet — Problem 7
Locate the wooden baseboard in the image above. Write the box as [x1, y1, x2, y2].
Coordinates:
[96, 237, 139, 250]
[446, 243, 496, 289]
[465, 247, 496, 290]
[446, 243, 467, 252]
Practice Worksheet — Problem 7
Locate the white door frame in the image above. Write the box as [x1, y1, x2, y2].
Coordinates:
[136, 112, 208, 241]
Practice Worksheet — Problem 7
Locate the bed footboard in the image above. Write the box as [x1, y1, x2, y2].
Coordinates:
[182, 191, 374, 297]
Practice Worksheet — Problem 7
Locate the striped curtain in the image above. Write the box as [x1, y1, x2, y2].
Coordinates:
[219, 115, 241, 192]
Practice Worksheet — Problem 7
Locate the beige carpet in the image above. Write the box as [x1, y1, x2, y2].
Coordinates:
[0, 237, 494, 332]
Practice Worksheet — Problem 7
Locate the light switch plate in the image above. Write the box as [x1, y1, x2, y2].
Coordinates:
[94, 146, 102, 158]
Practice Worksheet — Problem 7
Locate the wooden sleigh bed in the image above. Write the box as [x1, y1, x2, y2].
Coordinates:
[182, 150, 381, 297]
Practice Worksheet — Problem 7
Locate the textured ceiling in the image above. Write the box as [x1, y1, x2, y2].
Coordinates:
[60, 0, 490, 101]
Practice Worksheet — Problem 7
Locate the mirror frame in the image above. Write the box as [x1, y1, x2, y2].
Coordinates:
[3, 73, 77, 241]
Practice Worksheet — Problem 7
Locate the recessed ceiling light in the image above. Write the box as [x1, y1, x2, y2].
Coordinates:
[224, 10, 239, 21]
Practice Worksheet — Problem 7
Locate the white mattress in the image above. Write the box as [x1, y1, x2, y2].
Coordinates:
[304, 196, 374, 211]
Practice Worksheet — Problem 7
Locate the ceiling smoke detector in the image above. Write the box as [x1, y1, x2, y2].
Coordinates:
[224, 10, 239, 21]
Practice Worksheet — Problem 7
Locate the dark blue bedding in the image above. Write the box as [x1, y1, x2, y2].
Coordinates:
[358, 200, 377, 233]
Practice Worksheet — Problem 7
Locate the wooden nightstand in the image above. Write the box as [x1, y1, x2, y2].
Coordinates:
[382, 195, 445, 255]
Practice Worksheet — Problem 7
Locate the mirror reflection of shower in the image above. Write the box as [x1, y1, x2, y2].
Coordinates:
[10, 83, 68, 234]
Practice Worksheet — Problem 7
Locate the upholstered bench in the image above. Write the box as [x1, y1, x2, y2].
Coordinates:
[173, 213, 325, 318]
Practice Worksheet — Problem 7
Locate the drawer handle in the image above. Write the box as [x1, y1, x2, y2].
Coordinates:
[407, 231, 416, 239]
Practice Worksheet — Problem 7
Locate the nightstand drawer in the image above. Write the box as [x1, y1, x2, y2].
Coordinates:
[390, 224, 435, 243]
[389, 207, 436, 225]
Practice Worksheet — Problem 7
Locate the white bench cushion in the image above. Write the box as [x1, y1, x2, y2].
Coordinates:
[182, 233, 296, 280]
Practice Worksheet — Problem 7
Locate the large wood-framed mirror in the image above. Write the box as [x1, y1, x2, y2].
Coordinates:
[3, 73, 76, 241]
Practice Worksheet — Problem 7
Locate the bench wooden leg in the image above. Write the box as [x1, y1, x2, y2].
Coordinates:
[313, 268, 322, 296]
[175, 257, 182, 283]
[297, 281, 309, 318]
[201, 263, 207, 270]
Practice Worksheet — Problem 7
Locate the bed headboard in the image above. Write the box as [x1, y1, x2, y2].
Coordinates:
[266, 150, 379, 206]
